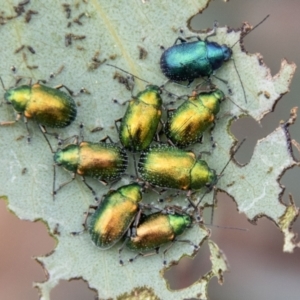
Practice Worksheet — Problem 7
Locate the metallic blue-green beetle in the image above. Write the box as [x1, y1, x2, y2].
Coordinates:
[161, 16, 269, 84]
[88, 183, 143, 249]
[160, 16, 269, 102]
[119, 210, 199, 265]
[160, 37, 232, 84]
[138, 139, 244, 193]
[115, 85, 163, 152]
[107, 64, 164, 152]
[138, 144, 217, 192]
[53, 137, 128, 199]
[160, 31, 238, 103]
[0, 83, 77, 140]
[165, 89, 225, 148]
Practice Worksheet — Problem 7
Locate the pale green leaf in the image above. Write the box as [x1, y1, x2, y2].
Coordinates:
[0, 1, 297, 299]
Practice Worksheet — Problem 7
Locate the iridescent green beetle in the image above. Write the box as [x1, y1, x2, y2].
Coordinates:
[53, 136, 128, 199]
[120, 211, 198, 265]
[88, 183, 143, 249]
[108, 64, 163, 152]
[0, 82, 77, 140]
[115, 85, 163, 152]
[165, 89, 225, 148]
[160, 16, 269, 103]
[138, 143, 216, 192]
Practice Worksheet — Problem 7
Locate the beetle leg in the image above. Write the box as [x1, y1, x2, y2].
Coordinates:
[198, 134, 204, 145]
[141, 184, 164, 195]
[204, 21, 218, 40]
[78, 87, 90, 95]
[129, 247, 160, 264]
[0, 112, 21, 126]
[154, 131, 161, 143]
[36, 79, 47, 84]
[112, 98, 130, 106]
[166, 108, 175, 117]
[118, 234, 130, 266]
[99, 135, 114, 143]
[55, 84, 88, 96]
[81, 176, 98, 201]
[158, 188, 167, 195]
[139, 181, 161, 195]
[168, 190, 181, 199]
[54, 84, 74, 96]
[98, 179, 108, 186]
[39, 124, 59, 142]
[131, 209, 143, 237]
[38, 124, 58, 153]
[140, 202, 162, 213]
[208, 124, 216, 149]
[166, 92, 187, 106]
[107, 177, 121, 189]
[194, 78, 216, 92]
[53, 172, 76, 195]
[49, 65, 65, 80]
[82, 204, 98, 230]
[187, 79, 194, 87]
[196, 148, 212, 159]
[167, 139, 176, 147]
[57, 134, 80, 147]
[78, 122, 84, 141]
[173, 36, 188, 45]
[114, 118, 122, 132]
[162, 241, 176, 266]
[23, 116, 31, 142]
[159, 78, 170, 90]
[212, 74, 229, 86]
[185, 34, 203, 42]
[175, 239, 199, 251]
[185, 192, 197, 210]
[53, 124, 81, 147]
[194, 209, 202, 223]
[212, 74, 232, 96]
[155, 119, 165, 143]
[131, 153, 139, 178]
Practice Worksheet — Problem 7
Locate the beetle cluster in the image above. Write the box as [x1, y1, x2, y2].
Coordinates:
[0, 17, 267, 265]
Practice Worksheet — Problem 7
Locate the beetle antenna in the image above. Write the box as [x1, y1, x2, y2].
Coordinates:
[52, 163, 56, 201]
[195, 138, 246, 209]
[106, 63, 150, 84]
[226, 95, 248, 114]
[178, 202, 248, 231]
[107, 63, 179, 100]
[0, 77, 7, 91]
[231, 15, 270, 49]
[200, 222, 248, 232]
[232, 59, 248, 104]
[229, 15, 269, 104]
[218, 138, 246, 180]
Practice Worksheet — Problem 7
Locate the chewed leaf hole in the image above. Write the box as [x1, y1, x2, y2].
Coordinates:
[50, 279, 97, 300]
[230, 116, 262, 165]
[164, 242, 210, 290]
